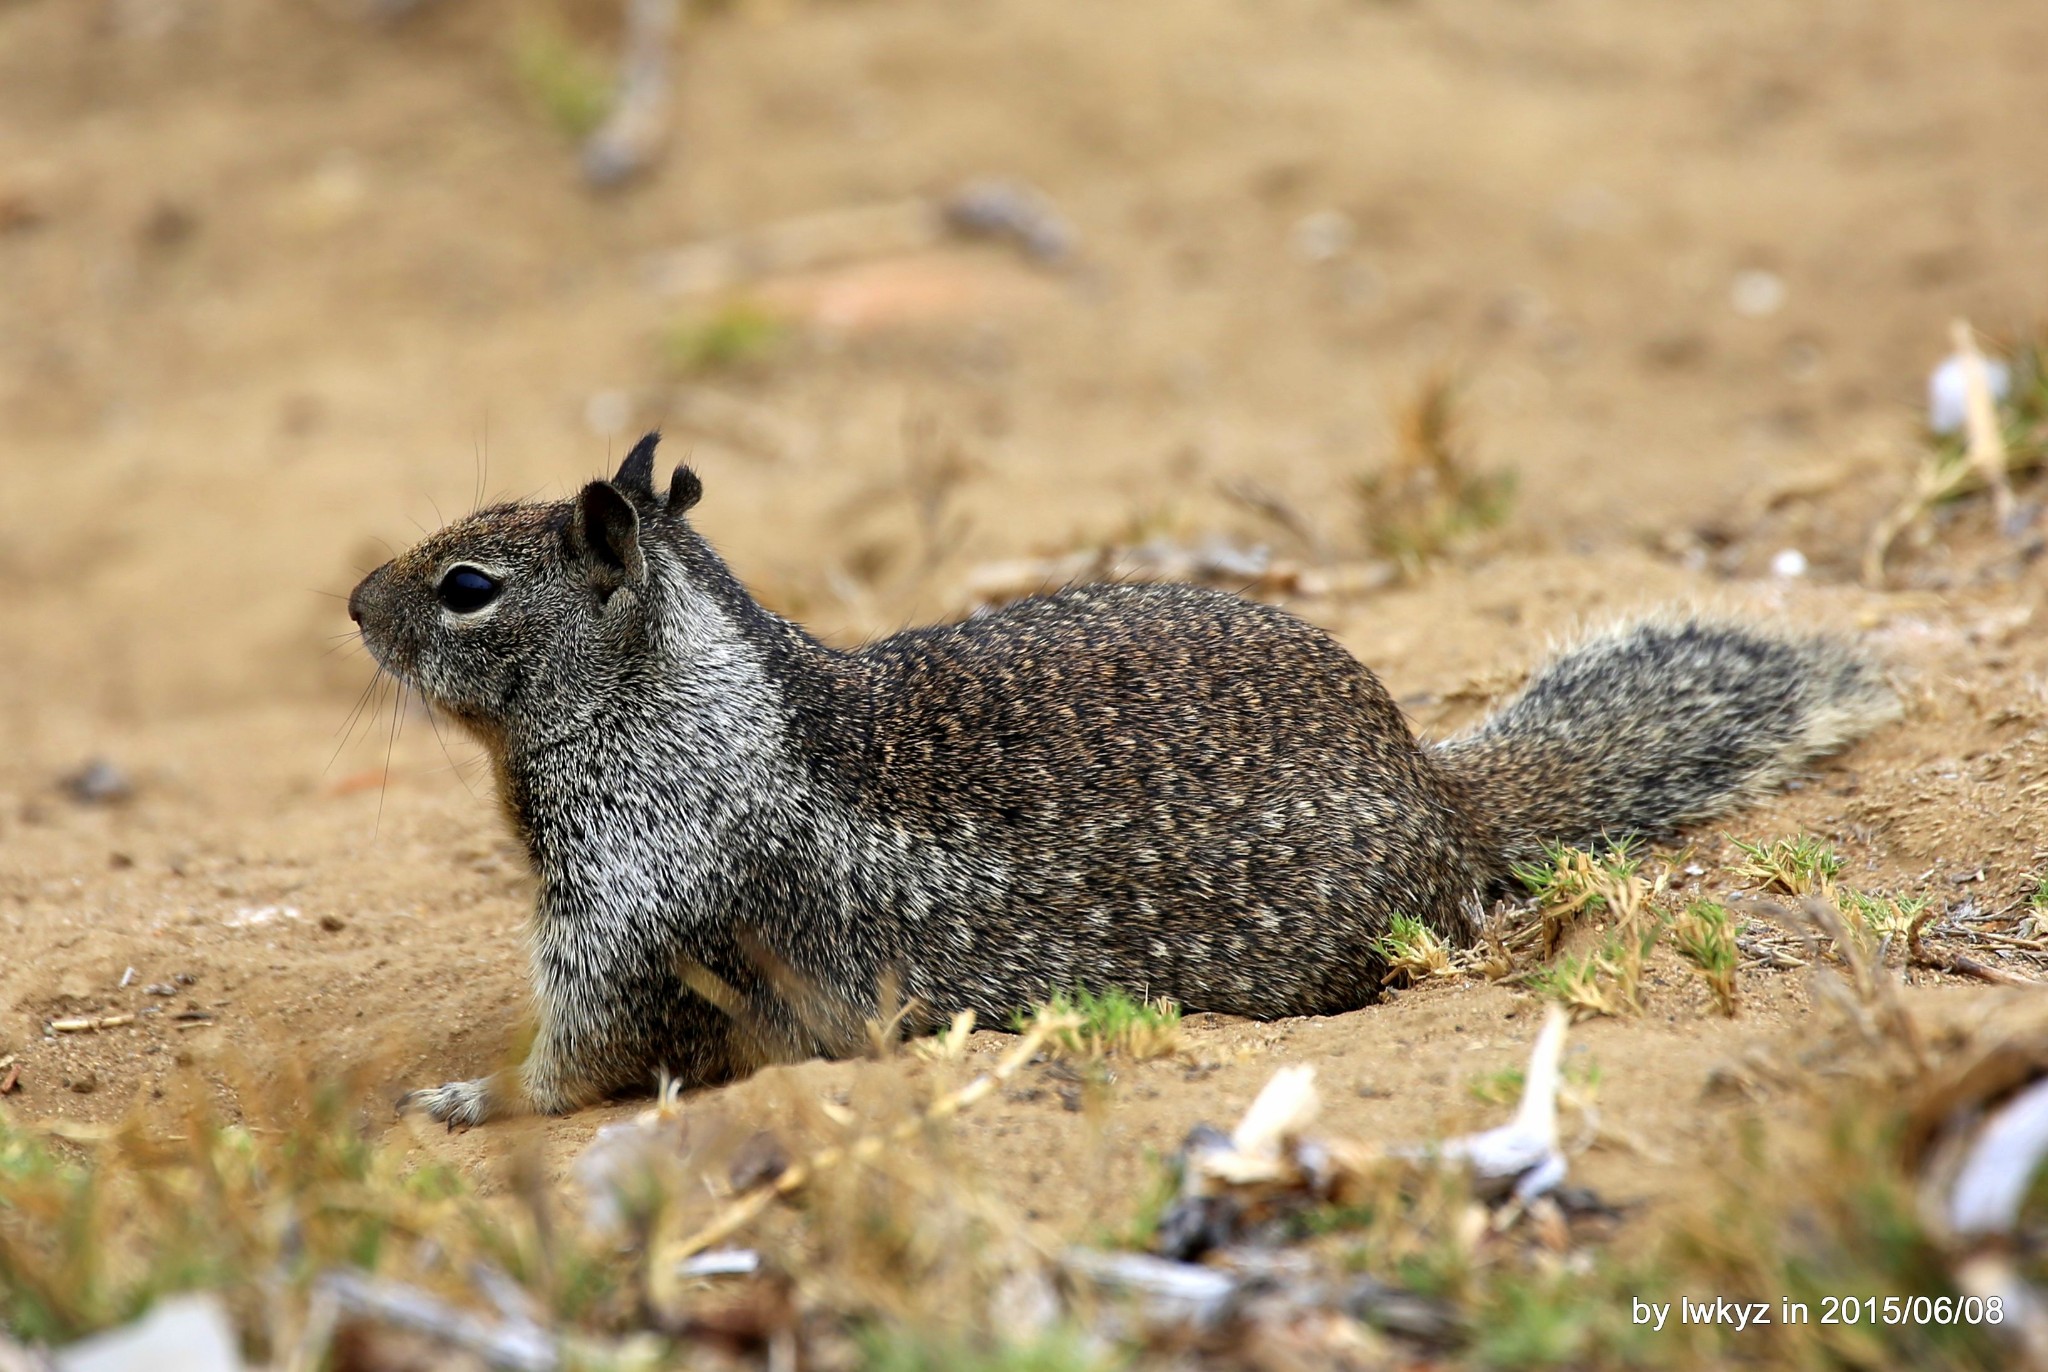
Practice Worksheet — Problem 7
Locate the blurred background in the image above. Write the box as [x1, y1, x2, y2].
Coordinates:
[5, 0, 2045, 743]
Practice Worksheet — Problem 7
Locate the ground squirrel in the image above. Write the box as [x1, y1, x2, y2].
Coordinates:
[348, 435, 1898, 1125]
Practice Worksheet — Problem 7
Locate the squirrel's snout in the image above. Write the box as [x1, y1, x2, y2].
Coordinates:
[348, 563, 391, 627]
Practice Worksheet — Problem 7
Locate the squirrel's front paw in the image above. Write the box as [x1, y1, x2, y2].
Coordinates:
[397, 1077, 499, 1129]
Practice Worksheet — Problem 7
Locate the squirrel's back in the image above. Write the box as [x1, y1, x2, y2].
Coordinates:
[829, 582, 1489, 1019]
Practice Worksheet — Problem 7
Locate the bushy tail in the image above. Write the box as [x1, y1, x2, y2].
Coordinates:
[1433, 617, 1899, 864]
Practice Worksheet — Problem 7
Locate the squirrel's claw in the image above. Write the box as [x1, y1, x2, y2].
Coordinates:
[396, 1078, 497, 1129]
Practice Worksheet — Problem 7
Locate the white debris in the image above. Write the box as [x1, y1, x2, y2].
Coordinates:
[1397, 1005, 1570, 1202]
[55, 1294, 242, 1372]
[675, 1247, 762, 1279]
[1289, 209, 1356, 264]
[1769, 548, 1809, 579]
[1061, 1249, 1240, 1331]
[1730, 269, 1786, 318]
[1191, 1064, 1321, 1186]
[222, 905, 300, 928]
[572, 1083, 689, 1240]
[1232, 1064, 1320, 1155]
[1929, 351, 2013, 436]
[1947, 1076, 2048, 1238]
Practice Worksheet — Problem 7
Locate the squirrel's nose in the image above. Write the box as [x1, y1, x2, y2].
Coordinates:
[348, 563, 390, 626]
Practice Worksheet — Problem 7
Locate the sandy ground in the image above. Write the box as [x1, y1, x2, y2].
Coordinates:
[4, 0, 2048, 1246]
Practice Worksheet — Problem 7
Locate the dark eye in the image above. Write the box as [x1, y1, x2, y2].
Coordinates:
[437, 565, 502, 614]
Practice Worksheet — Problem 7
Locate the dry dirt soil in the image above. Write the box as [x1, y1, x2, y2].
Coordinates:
[5, 0, 2048, 1250]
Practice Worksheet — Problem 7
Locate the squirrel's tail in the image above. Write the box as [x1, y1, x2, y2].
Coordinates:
[1432, 616, 1899, 866]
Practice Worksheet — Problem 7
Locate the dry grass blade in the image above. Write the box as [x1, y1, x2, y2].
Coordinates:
[1783, 896, 1929, 1075]
[1953, 319, 2019, 528]
[659, 1011, 1081, 1264]
[1904, 904, 2044, 986]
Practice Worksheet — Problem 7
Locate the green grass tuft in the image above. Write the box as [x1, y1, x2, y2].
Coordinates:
[1016, 986, 1181, 1061]
[1357, 371, 1517, 571]
[1376, 912, 1458, 986]
[1512, 840, 1642, 914]
[1672, 900, 1740, 1015]
[1730, 834, 1843, 897]
[663, 299, 789, 375]
[1837, 890, 1930, 945]
[511, 22, 614, 140]
[1526, 917, 1663, 1019]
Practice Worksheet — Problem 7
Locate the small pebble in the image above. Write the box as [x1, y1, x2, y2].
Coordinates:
[1769, 548, 1808, 579]
[1289, 208, 1356, 264]
[62, 758, 132, 805]
[1730, 269, 1786, 318]
[942, 178, 1076, 264]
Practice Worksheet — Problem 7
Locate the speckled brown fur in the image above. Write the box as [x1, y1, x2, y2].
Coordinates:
[348, 435, 1898, 1124]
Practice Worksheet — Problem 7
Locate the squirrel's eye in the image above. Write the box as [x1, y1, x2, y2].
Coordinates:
[437, 566, 502, 614]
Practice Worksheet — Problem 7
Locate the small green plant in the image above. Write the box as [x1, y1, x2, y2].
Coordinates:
[1527, 916, 1663, 1019]
[1468, 1064, 1527, 1105]
[1100, 1150, 1180, 1251]
[1356, 371, 1516, 571]
[1730, 834, 1843, 897]
[1838, 890, 1930, 945]
[2030, 875, 2048, 910]
[1672, 900, 1739, 1016]
[511, 22, 613, 140]
[663, 299, 788, 374]
[1512, 841, 1645, 958]
[1514, 840, 1642, 915]
[1016, 986, 1181, 1061]
[1376, 912, 1457, 986]
[1466, 1057, 1601, 1106]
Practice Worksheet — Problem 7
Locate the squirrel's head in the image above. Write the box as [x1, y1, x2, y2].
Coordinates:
[347, 432, 705, 739]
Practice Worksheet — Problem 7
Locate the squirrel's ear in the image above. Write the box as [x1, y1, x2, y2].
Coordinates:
[667, 463, 702, 515]
[568, 480, 646, 591]
[613, 432, 660, 502]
